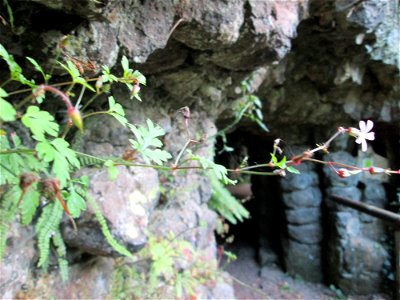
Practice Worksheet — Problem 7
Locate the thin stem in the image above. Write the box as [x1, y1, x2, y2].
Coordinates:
[75, 85, 86, 109]
[239, 163, 273, 171]
[174, 139, 192, 166]
[81, 92, 102, 112]
[0, 78, 11, 88]
[38, 84, 73, 110]
[0, 148, 36, 155]
[14, 94, 35, 110]
[216, 102, 251, 138]
[309, 130, 342, 154]
[302, 157, 365, 170]
[166, 18, 185, 41]
[227, 169, 279, 176]
[82, 111, 110, 119]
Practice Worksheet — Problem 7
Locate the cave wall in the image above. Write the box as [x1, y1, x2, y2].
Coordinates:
[0, 0, 399, 298]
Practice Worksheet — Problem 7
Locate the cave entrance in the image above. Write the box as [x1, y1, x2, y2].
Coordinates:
[215, 129, 285, 268]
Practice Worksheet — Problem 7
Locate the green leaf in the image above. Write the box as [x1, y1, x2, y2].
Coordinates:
[51, 138, 80, 168]
[121, 56, 131, 74]
[287, 166, 300, 174]
[36, 138, 80, 186]
[21, 187, 40, 225]
[128, 119, 171, 165]
[59, 61, 95, 91]
[209, 172, 249, 224]
[60, 60, 80, 78]
[21, 106, 59, 141]
[188, 151, 236, 185]
[0, 98, 17, 121]
[108, 96, 128, 126]
[26, 57, 51, 81]
[104, 160, 118, 180]
[0, 43, 35, 87]
[101, 65, 118, 83]
[36, 141, 56, 162]
[66, 184, 87, 218]
[133, 70, 146, 85]
[75, 77, 96, 92]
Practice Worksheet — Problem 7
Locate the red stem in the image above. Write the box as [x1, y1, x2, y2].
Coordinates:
[38, 84, 74, 111]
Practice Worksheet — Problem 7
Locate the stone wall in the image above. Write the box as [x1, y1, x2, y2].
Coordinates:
[0, 0, 399, 298]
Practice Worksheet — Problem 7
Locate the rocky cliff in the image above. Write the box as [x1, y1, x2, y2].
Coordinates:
[0, 0, 399, 298]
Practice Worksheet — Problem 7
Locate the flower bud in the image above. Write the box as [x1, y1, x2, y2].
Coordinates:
[68, 107, 84, 132]
[95, 77, 103, 93]
[337, 168, 351, 178]
[369, 167, 385, 174]
[132, 83, 140, 94]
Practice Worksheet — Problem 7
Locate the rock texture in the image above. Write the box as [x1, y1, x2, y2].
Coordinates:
[0, 0, 399, 298]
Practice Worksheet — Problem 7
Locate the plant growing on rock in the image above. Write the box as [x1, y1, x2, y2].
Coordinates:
[0, 39, 398, 298]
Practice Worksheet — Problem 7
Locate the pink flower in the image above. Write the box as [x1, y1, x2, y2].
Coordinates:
[349, 120, 375, 152]
[337, 168, 351, 178]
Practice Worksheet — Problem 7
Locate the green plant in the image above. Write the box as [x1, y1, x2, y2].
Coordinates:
[1, 38, 399, 293]
[110, 231, 221, 299]
[0, 43, 149, 280]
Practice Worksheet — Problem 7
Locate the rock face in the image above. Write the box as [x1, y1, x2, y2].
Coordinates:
[0, 0, 399, 298]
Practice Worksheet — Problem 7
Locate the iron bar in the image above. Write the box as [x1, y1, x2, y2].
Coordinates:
[331, 195, 400, 226]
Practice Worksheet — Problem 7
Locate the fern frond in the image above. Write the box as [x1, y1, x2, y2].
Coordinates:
[20, 187, 40, 225]
[52, 230, 68, 281]
[208, 173, 249, 224]
[36, 201, 63, 270]
[87, 195, 132, 257]
[0, 185, 21, 259]
[76, 152, 105, 167]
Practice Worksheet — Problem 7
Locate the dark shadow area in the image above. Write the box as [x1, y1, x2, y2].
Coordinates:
[215, 129, 286, 267]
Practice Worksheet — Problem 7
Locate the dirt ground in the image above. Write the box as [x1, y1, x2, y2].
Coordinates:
[224, 242, 391, 300]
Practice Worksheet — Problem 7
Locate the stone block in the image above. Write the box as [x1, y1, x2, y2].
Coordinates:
[285, 207, 321, 225]
[282, 187, 322, 208]
[282, 238, 322, 282]
[281, 171, 319, 191]
[287, 223, 322, 244]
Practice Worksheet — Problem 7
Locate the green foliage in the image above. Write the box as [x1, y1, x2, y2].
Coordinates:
[26, 57, 51, 82]
[129, 119, 172, 165]
[66, 180, 88, 218]
[0, 44, 150, 280]
[59, 60, 95, 91]
[0, 185, 20, 259]
[87, 195, 132, 258]
[22, 106, 60, 141]
[107, 96, 128, 126]
[0, 88, 16, 121]
[104, 159, 119, 180]
[0, 43, 34, 86]
[76, 152, 104, 167]
[208, 173, 249, 224]
[270, 153, 300, 174]
[36, 138, 80, 186]
[110, 233, 219, 299]
[20, 184, 40, 225]
[240, 79, 269, 132]
[188, 150, 236, 185]
[36, 201, 64, 270]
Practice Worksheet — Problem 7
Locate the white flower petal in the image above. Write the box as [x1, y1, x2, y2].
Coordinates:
[365, 120, 374, 132]
[361, 140, 368, 152]
[355, 137, 363, 144]
[364, 132, 375, 141]
[359, 120, 366, 131]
